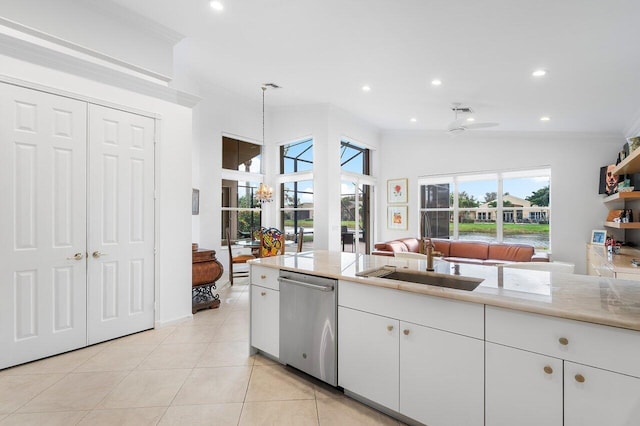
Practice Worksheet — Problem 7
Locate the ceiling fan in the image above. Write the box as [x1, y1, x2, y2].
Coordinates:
[447, 103, 499, 134]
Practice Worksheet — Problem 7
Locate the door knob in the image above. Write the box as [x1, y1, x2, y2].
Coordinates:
[387, 325, 394, 331]
[92, 251, 107, 258]
[558, 337, 569, 346]
[543, 365, 553, 375]
[66, 252, 83, 260]
[403, 329, 410, 336]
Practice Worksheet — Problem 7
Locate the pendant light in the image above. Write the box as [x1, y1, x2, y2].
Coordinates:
[255, 85, 273, 204]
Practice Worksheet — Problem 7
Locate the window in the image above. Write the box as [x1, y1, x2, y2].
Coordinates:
[222, 179, 262, 241]
[281, 139, 313, 173]
[420, 168, 551, 252]
[341, 141, 369, 175]
[222, 136, 261, 172]
[279, 139, 314, 250]
[222, 136, 264, 243]
[340, 141, 372, 254]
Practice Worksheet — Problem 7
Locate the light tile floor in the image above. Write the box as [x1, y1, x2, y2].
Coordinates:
[0, 279, 404, 425]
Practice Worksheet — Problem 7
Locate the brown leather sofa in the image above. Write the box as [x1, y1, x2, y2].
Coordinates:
[372, 237, 549, 265]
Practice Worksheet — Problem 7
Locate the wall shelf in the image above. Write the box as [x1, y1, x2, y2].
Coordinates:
[604, 222, 640, 229]
[603, 192, 640, 203]
[612, 148, 640, 176]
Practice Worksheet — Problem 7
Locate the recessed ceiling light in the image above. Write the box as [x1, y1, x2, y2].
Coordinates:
[431, 79, 442, 86]
[540, 116, 551, 121]
[532, 69, 547, 77]
[362, 85, 371, 92]
[210, 1, 224, 11]
[466, 117, 475, 122]
[410, 118, 417, 123]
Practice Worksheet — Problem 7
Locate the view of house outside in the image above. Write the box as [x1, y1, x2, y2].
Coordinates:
[420, 169, 551, 251]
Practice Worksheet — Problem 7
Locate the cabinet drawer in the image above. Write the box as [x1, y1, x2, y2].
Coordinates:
[486, 306, 640, 378]
[339, 280, 484, 339]
[251, 265, 279, 290]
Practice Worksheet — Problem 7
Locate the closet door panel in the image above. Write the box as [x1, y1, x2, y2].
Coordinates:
[0, 83, 87, 369]
[87, 105, 155, 344]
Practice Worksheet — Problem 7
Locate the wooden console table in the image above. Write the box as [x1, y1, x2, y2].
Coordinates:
[192, 248, 224, 314]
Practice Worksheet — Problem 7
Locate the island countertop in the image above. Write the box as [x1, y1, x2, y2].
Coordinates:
[249, 250, 640, 332]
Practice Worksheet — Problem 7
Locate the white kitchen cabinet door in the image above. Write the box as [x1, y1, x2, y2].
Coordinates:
[565, 362, 640, 426]
[400, 321, 484, 426]
[338, 306, 399, 411]
[250, 285, 279, 357]
[485, 342, 563, 426]
[87, 104, 155, 345]
[0, 83, 88, 369]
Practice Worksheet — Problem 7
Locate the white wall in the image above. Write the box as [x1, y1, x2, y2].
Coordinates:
[0, 0, 180, 78]
[378, 130, 623, 273]
[0, 54, 194, 326]
[188, 84, 263, 280]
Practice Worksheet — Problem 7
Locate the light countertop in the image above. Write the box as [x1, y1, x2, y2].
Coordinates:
[250, 250, 640, 331]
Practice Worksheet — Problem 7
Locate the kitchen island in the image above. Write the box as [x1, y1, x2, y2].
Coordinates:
[249, 251, 640, 426]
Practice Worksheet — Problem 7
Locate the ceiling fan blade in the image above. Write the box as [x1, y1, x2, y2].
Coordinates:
[447, 119, 466, 131]
[464, 122, 499, 130]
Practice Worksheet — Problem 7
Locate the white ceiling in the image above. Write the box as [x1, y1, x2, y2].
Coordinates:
[106, 0, 640, 134]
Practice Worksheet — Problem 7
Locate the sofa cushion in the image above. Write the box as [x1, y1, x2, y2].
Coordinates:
[432, 239, 451, 257]
[488, 243, 534, 262]
[399, 238, 420, 253]
[387, 241, 410, 253]
[450, 241, 489, 260]
[443, 257, 486, 265]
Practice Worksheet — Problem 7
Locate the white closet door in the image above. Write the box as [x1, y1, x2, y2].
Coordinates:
[87, 104, 155, 344]
[0, 83, 88, 369]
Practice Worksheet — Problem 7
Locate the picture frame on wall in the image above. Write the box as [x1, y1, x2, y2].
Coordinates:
[192, 188, 200, 215]
[590, 229, 606, 245]
[388, 205, 408, 230]
[388, 178, 408, 203]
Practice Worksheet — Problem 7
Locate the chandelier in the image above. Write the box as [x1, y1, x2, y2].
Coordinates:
[255, 182, 273, 204]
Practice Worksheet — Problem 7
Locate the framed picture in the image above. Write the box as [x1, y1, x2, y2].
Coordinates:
[388, 178, 408, 203]
[388, 205, 408, 230]
[591, 229, 606, 245]
[192, 188, 200, 215]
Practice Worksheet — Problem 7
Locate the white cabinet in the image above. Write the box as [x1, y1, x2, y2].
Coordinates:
[249, 265, 280, 358]
[486, 306, 640, 426]
[338, 280, 484, 425]
[338, 307, 399, 411]
[400, 321, 484, 426]
[485, 342, 563, 426]
[565, 362, 640, 426]
[250, 285, 279, 357]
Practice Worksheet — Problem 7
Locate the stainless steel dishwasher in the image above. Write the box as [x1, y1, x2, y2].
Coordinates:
[279, 270, 337, 386]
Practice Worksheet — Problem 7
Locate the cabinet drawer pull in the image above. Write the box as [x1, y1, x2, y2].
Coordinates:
[403, 329, 410, 336]
[558, 337, 569, 346]
[261, 274, 267, 279]
[575, 374, 585, 383]
[543, 365, 553, 375]
[261, 292, 266, 296]
[387, 325, 394, 331]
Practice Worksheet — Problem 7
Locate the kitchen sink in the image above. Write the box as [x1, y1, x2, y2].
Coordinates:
[357, 266, 484, 291]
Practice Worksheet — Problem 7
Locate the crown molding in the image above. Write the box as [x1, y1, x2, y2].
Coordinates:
[0, 29, 200, 108]
[84, 0, 184, 44]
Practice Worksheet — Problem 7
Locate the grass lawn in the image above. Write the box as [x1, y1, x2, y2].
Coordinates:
[456, 223, 548, 235]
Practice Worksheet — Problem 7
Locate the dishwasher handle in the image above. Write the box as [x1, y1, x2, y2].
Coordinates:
[278, 277, 334, 292]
